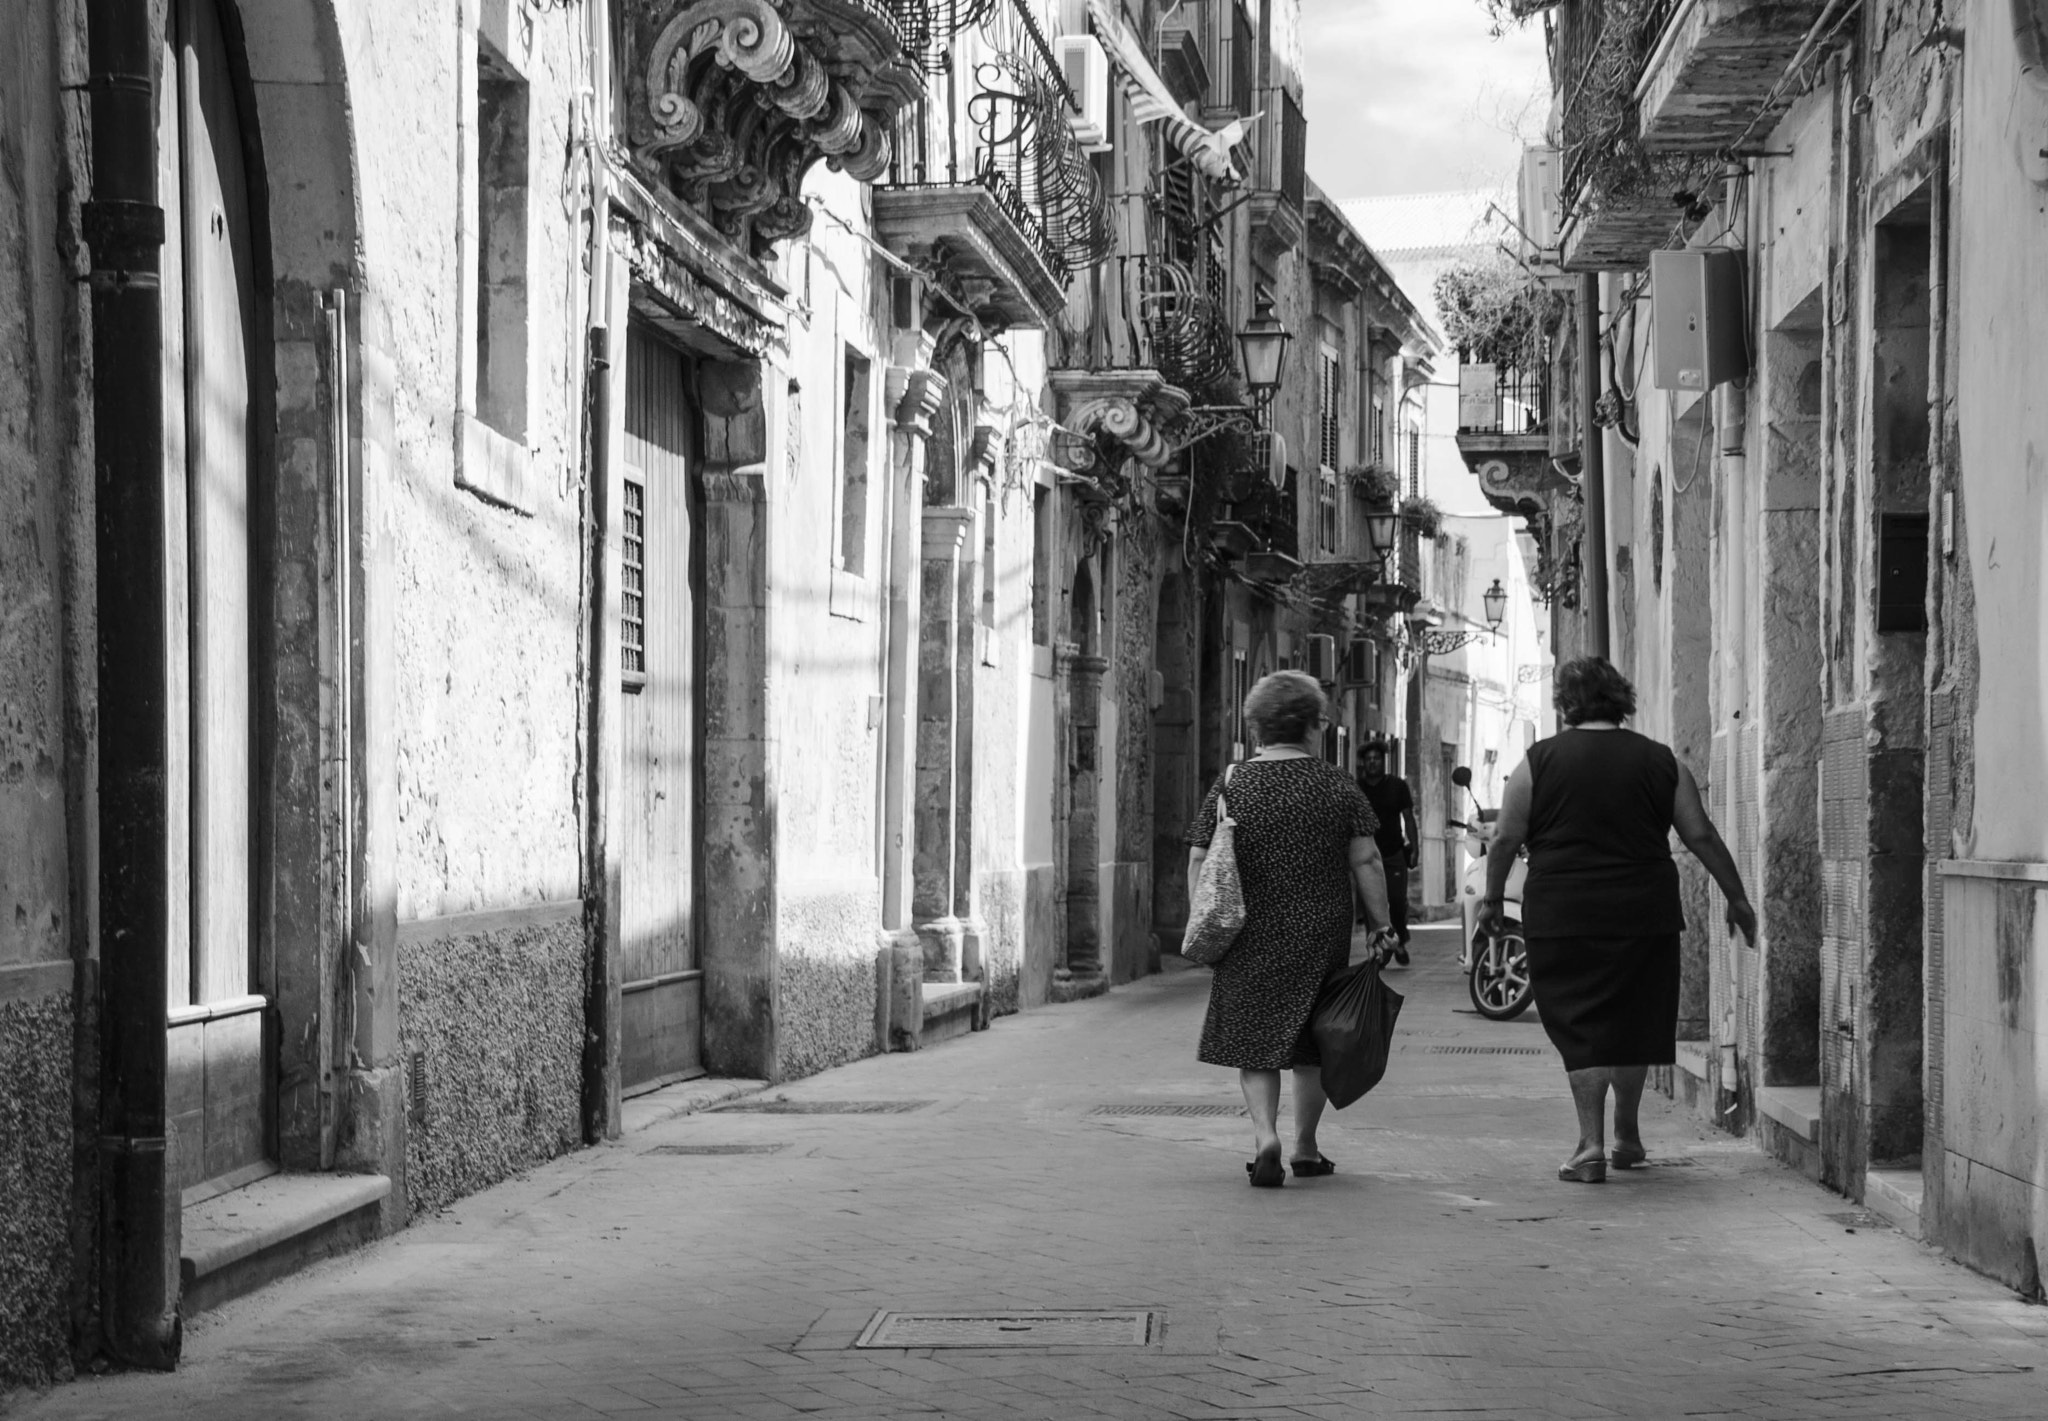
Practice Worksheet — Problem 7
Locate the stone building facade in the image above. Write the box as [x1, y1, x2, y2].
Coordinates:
[1464, 0, 2048, 1299]
[0, 0, 1440, 1387]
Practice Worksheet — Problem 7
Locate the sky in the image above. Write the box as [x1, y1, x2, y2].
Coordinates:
[1299, 2, 1550, 202]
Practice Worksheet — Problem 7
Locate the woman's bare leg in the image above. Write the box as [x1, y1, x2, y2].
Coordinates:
[1290, 1067, 1329, 1164]
[1610, 1065, 1649, 1151]
[1565, 1067, 1610, 1166]
[1240, 1069, 1282, 1160]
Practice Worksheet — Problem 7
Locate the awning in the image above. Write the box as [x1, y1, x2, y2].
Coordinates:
[1085, 0, 1249, 184]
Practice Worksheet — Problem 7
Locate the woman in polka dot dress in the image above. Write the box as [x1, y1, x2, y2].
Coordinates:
[1185, 671, 1396, 1188]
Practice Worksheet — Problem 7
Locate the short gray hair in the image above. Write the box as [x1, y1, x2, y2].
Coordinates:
[1244, 670, 1327, 747]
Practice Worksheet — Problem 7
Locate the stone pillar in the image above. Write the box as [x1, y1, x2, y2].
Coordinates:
[697, 360, 778, 1080]
[952, 474, 991, 987]
[880, 363, 945, 1047]
[1060, 652, 1111, 986]
[914, 509, 973, 982]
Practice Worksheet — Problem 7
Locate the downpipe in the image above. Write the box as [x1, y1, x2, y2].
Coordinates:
[82, 0, 180, 1368]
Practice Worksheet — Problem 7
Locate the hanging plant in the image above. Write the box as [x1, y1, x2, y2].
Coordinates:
[1401, 495, 1444, 538]
[1432, 256, 1563, 372]
[1346, 464, 1400, 504]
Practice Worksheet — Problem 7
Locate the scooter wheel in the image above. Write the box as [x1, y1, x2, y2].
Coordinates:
[1468, 920, 1534, 1021]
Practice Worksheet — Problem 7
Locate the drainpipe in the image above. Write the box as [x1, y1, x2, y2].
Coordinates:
[579, 0, 621, 1142]
[82, 0, 181, 1368]
[1578, 273, 1611, 659]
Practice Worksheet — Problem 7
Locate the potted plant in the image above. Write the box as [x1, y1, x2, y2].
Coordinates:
[1400, 494, 1444, 538]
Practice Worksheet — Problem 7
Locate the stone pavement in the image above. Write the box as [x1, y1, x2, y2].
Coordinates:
[13, 924, 2045, 1420]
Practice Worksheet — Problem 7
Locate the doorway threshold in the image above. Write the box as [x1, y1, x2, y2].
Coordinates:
[181, 1171, 390, 1316]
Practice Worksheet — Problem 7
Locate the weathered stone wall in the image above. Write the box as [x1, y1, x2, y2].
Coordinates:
[398, 914, 585, 1217]
[2, 0, 82, 1387]
[358, 2, 589, 922]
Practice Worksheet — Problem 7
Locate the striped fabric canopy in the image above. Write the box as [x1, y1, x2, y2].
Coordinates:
[1085, 0, 1250, 184]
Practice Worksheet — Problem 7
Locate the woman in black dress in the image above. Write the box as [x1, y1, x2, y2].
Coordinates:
[1186, 671, 1395, 1188]
[1480, 657, 1756, 1183]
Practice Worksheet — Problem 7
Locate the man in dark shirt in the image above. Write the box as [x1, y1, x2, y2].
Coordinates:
[1357, 740, 1418, 964]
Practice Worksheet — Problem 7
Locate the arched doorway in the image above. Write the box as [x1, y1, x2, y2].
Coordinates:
[159, 0, 272, 1202]
[1063, 558, 1107, 980]
[1150, 572, 1193, 951]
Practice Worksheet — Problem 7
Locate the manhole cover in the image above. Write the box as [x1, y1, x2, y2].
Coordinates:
[854, 1310, 1159, 1349]
[643, 1143, 787, 1155]
[716, 1100, 932, 1114]
[1425, 1045, 1547, 1056]
[1090, 1103, 1245, 1117]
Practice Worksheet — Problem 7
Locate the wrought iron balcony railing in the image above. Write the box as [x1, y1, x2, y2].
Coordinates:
[1457, 362, 1552, 438]
[883, 0, 1111, 286]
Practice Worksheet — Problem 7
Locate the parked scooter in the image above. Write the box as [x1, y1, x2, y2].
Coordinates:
[1449, 766, 1532, 1021]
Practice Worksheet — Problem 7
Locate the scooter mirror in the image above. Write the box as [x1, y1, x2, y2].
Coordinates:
[1451, 766, 1473, 788]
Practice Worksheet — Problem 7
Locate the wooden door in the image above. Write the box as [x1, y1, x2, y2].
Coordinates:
[619, 324, 704, 1091]
[161, 0, 272, 1201]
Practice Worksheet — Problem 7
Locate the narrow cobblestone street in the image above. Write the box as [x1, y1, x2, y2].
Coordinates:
[15, 924, 2044, 1420]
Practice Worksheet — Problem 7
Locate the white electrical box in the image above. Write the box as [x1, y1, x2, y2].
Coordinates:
[1057, 36, 1112, 153]
[1518, 146, 1561, 257]
[1651, 248, 1749, 392]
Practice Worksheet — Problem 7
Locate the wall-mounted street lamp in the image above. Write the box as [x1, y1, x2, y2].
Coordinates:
[1482, 578, 1508, 635]
[1237, 291, 1292, 419]
[1364, 504, 1401, 564]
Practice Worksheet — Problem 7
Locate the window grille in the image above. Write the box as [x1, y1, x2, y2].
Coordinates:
[622, 474, 647, 684]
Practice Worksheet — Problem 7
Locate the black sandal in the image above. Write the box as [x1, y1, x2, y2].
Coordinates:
[1289, 1155, 1337, 1178]
[1246, 1147, 1286, 1188]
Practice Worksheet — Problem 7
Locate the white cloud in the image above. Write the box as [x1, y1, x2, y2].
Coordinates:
[1301, 0, 1549, 200]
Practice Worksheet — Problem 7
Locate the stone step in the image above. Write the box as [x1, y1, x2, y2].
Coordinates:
[1864, 1168, 1926, 1241]
[1756, 1085, 1822, 1143]
[181, 1172, 390, 1316]
[920, 980, 984, 1046]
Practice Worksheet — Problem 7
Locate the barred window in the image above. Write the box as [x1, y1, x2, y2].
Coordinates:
[622, 473, 647, 686]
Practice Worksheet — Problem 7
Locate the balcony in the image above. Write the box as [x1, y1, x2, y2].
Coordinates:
[1553, 0, 1712, 271]
[1637, 1, 1830, 152]
[1248, 87, 1308, 261]
[872, 0, 1109, 330]
[1454, 362, 1574, 520]
[624, 0, 948, 259]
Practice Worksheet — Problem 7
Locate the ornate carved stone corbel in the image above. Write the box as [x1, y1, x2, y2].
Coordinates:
[630, 0, 924, 257]
[888, 365, 949, 440]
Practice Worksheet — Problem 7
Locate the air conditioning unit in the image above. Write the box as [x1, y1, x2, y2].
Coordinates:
[1343, 638, 1376, 687]
[1305, 634, 1338, 684]
[1057, 35, 1113, 153]
[1518, 146, 1561, 258]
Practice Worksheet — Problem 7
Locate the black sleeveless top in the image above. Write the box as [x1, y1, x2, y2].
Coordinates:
[1521, 727, 1685, 937]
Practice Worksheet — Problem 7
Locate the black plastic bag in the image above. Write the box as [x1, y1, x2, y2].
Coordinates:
[1311, 961, 1405, 1109]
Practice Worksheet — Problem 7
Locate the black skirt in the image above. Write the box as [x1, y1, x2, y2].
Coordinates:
[1524, 934, 1681, 1072]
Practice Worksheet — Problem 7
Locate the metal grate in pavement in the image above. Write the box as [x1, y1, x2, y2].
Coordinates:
[643, 1144, 787, 1156]
[715, 1099, 933, 1114]
[854, 1310, 1159, 1349]
[1425, 1045, 1548, 1056]
[1090, 1103, 1245, 1117]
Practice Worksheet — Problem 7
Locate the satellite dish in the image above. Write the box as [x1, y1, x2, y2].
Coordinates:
[1266, 429, 1288, 489]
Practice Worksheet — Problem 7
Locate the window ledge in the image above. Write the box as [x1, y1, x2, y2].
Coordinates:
[829, 566, 875, 622]
[457, 416, 535, 514]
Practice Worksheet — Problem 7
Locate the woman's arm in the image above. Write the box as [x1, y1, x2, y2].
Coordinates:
[1478, 762, 1532, 935]
[1350, 837, 1392, 935]
[1671, 763, 1758, 945]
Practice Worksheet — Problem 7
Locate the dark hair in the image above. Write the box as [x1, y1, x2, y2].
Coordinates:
[1244, 670, 1327, 747]
[1358, 740, 1388, 762]
[1553, 656, 1637, 726]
